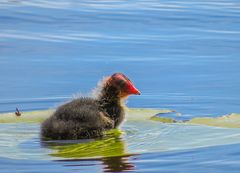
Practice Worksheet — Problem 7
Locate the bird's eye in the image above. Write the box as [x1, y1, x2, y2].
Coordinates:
[113, 78, 126, 88]
[118, 80, 126, 88]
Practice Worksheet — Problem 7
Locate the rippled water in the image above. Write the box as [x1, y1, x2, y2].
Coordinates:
[1, 0, 240, 172]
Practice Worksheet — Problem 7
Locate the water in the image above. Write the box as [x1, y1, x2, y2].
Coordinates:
[1, 0, 240, 172]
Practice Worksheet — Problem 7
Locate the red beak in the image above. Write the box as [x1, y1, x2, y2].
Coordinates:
[128, 82, 141, 95]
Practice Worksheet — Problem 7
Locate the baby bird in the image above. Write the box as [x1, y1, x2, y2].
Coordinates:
[41, 73, 140, 140]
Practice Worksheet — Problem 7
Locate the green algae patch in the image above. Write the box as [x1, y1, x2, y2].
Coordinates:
[48, 129, 130, 159]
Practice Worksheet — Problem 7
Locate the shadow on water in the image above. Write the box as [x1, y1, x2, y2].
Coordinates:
[41, 129, 136, 172]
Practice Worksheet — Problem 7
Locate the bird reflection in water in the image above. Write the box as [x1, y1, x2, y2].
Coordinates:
[41, 129, 136, 172]
[102, 155, 135, 172]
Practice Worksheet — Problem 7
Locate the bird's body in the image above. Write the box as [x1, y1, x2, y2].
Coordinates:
[41, 73, 140, 140]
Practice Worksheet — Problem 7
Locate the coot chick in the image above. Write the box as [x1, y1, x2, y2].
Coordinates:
[41, 73, 140, 140]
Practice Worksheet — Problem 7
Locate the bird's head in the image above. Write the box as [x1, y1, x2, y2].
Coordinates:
[106, 73, 141, 98]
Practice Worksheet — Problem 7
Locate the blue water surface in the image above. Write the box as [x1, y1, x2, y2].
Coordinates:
[1, 0, 240, 172]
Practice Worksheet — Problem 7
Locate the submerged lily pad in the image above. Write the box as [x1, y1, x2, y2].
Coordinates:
[45, 129, 130, 159]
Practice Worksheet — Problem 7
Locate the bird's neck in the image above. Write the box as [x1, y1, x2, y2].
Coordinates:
[97, 84, 125, 127]
[98, 84, 121, 107]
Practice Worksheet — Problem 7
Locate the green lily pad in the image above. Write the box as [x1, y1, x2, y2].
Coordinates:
[0, 108, 171, 123]
[1, 108, 240, 160]
[1, 108, 240, 128]
[187, 113, 240, 128]
[151, 112, 240, 128]
[0, 109, 55, 123]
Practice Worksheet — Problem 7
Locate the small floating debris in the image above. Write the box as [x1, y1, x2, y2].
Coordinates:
[15, 108, 21, 116]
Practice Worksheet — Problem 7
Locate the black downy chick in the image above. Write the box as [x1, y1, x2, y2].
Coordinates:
[41, 73, 140, 140]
